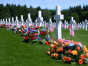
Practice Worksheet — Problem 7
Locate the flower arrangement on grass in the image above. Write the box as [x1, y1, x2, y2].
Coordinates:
[24, 26, 52, 44]
[0, 24, 52, 45]
[47, 39, 88, 64]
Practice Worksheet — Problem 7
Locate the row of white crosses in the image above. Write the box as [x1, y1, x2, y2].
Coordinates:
[0, 5, 63, 40]
[85, 19, 88, 31]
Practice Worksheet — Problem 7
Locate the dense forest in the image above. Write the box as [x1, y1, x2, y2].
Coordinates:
[0, 3, 88, 23]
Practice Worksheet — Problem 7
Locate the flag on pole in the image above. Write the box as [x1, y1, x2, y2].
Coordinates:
[49, 25, 55, 32]
[69, 25, 74, 36]
[46, 24, 49, 28]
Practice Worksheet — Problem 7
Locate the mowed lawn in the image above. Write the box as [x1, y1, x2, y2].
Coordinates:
[0, 28, 88, 66]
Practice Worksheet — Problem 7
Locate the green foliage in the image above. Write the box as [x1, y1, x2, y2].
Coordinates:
[71, 13, 79, 23]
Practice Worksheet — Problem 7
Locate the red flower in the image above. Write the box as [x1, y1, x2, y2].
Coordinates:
[36, 33, 38, 36]
[21, 25, 23, 27]
[66, 57, 71, 62]
[68, 49, 71, 54]
[45, 41, 50, 45]
[45, 31, 49, 34]
[77, 46, 81, 50]
[80, 55, 85, 60]
[30, 34, 35, 37]
[31, 37, 35, 40]
[24, 36, 29, 40]
[53, 45, 57, 49]
[23, 27, 25, 29]
[21, 30, 23, 32]
[37, 26, 40, 28]
[30, 34, 32, 36]
[40, 31, 44, 35]
[32, 33, 35, 36]
[17, 28, 19, 31]
[78, 59, 83, 64]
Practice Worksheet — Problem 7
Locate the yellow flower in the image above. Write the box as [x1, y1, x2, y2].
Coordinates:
[71, 50, 78, 55]
[83, 45, 87, 52]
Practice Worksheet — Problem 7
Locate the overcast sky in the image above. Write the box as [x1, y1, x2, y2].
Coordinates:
[0, 0, 88, 10]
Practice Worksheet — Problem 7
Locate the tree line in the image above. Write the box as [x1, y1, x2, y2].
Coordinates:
[0, 3, 88, 23]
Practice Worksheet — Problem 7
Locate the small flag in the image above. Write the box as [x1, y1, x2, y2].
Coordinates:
[69, 25, 74, 36]
[49, 25, 55, 32]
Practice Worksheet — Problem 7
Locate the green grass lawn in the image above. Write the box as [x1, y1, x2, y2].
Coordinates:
[0, 28, 88, 66]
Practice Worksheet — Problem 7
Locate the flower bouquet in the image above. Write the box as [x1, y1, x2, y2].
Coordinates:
[47, 39, 88, 64]
[23, 26, 52, 44]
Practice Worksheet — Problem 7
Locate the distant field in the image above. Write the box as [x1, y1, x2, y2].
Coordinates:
[0, 28, 88, 66]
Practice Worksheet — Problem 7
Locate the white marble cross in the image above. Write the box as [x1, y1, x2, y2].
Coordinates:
[82, 21, 85, 29]
[37, 11, 43, 27]
[27, 13, 32, 27]
[21, 15, 24, 26]
[15, 16, 19, 26]
[85, 19, 88, 31]
[8, 18, 10, 25]
[54, 6, 64, 39]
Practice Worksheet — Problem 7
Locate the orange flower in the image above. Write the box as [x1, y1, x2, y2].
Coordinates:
[78, 59, 83, 64]
[77, 46, 81, 50]
[80, 55, 85, 60]
[60, 47, 63, 52]
[55, 53, 59, 58]
[62, 56, 67, 61]
[71, 50, 77, 55]
[74, 42, 78, 46]
[53, 45, 57, 49]
[65, 42, 68, 46]
[51, 48, 54, 53]
[57, 47, 60, 52]
[51, 53, 58, 58]
[51, 53, 55, 57]
[57, 39, 63, 44]
[53, 41, 58, 45]
[47, 51, 50, 54]
[50, 44, 54, 48]
[86, 50, 88, 53]
[85, 53, 88, 57]
[83, 45, 87, 52]
[57, 47, 63, 52]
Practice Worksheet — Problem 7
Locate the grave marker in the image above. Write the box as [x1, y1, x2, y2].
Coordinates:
[54, 6, 64, 39]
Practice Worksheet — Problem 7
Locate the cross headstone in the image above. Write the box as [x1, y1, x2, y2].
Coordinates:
[49, 18, 52, 30]
[64, 20, 67, 29]
[37, 11, 43, 27]
[0, 19, 2, 24]
[21, 15, 24, 26]
[82, 21, 85, 29]
[8, 18, 10, 25]
[70, 17, 75, 30]
[85, 19, 88, 31]
[5, 18, 8, 25]
[27, 13, 32, 27]
[12, 17, 14, 26]
[54, 6, 64, 40]
[3, 19, 5, 24]
[15, 16, 19, 26]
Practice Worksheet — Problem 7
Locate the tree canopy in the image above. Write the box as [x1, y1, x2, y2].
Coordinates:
[0, 4, 88, 23]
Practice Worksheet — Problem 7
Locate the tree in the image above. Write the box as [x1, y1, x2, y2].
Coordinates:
[42, 9, 52, 22]
[71, 13, 79, 23]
